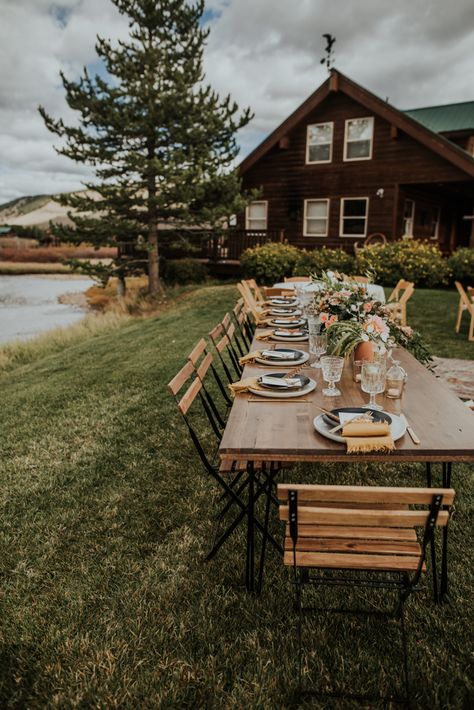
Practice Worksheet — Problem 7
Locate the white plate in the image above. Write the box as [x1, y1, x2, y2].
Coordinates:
[269, 318, 306, 327]
[255, 349, 309, 367]
[313, 412, 407, 443]
[268, 308, 303, 316]
[270, 333, 309, 342]
[249, 378, 316, 398]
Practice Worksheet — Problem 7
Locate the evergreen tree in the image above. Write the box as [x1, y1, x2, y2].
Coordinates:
[40, 0, 253, 295]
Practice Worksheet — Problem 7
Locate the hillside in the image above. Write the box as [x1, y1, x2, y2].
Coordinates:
[0, 192, 83, 230]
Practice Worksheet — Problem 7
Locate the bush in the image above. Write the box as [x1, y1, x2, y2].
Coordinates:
[293, 247, 355, 276]
[162, 258, 208, 285]
[448, 247, 474, 285]
[240, 242, 300, 284]
[356, 240, 451, 287]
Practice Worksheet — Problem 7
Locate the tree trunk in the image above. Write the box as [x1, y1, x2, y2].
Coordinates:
[117, 273, 126, 298]
[148, 226, 161, 296]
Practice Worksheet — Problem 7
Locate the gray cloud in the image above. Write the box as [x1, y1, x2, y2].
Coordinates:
[0, 0, 473, 204]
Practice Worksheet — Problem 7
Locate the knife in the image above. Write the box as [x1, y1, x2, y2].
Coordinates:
[400, 413, 420, 445]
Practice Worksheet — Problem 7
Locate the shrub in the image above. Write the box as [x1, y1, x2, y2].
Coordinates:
[447, 247, 474, 285]
[162, 258, 208, 285]
[356, 240, 451, 287]
[293, 247, 355, 276]
[240, 242, 300, 284]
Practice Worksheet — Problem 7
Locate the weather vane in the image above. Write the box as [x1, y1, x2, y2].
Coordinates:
[320, 34, 336, 72]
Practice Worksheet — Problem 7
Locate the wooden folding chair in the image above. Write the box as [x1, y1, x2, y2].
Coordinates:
[168, 362, 283, 575]
[346, 274, 369, 284]
[232, 298, 253, 349]
[386, 279, 415, 326]
[277, 483, 454, 704]
[209, 319, 243, 382]
[263, 287, 296, 298]
[244, 278, 265, 303]
[454, 281, 474, 341]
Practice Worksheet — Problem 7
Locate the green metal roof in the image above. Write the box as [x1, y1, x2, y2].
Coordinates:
[404, 101, 474, 133]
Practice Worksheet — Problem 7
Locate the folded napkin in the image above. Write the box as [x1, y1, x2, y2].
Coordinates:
[239, 350, 263, 365]
[255, 329, 275, 341]
[342, 420, 395, 454]
[257, 317, 300, 326]
[228, 377, 262, 395]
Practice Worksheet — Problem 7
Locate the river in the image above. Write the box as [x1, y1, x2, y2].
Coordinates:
[0, 275, 94, 345]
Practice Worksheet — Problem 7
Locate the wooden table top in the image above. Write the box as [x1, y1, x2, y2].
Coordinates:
[219, 334, 474, 464]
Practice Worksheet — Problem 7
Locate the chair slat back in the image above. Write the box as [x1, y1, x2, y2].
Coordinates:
[187, 337, 207, 366]
[278, 484, 454, 529]
[387, 279, 414, 303]
[177, 376, 203, 415]
[263, 287, 296, 298]
[284, 276, 311, 282]
[167, 360, 195, 396]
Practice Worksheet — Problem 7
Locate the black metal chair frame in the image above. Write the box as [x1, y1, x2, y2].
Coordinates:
[168, 362, 282, 590]
[285, 488, 445, 706]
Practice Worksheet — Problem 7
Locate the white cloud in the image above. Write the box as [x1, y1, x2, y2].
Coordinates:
[0, 0, 473, 204]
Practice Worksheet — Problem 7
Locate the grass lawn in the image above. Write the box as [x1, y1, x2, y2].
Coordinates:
[0, 284, 473, 707]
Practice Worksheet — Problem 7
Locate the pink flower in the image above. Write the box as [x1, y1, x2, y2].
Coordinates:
[363, 302, 373, 312]
[327, 315, 338, 326]
[319, 312, 329, 323]
[401, 325, 413, 338]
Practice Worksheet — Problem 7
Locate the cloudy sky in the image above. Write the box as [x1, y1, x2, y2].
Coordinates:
[1, 0, 473, 205]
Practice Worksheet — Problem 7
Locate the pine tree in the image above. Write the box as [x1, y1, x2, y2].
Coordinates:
[40, 0, 253, 295]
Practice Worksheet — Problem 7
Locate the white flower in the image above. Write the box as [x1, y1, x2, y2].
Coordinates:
[367, 325, 374, 333]
[362, 333, 369, 341]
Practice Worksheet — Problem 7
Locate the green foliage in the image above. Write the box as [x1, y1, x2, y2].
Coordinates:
[294, 247, 355, 276]
[448, 247, 474, 285]
[39, 0, 253, 294]
[356, 240, 451, 287]
[240, 242, 300, 284]
[163, 258, 208, 284]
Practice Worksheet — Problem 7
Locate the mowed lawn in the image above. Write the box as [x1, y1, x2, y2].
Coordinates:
[0, 284, 473, 707]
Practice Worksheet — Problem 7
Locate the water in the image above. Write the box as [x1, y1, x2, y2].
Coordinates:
[0, 275, 94, 345]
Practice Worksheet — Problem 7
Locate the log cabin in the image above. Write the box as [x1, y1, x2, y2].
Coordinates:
[237, 69, 474, 253]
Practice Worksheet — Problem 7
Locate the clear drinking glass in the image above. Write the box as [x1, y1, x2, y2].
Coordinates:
[309, 332, 327, 369]
[361, 359, 386, 411]
[320, 355, 344, 396]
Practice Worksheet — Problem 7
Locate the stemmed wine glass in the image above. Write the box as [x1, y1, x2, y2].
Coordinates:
[309, 332, 327, 369]
[361, 359, 386, 411]
[320, 355, 344, 396]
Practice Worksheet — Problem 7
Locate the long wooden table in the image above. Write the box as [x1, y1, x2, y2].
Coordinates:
[219, 334, 474, 594]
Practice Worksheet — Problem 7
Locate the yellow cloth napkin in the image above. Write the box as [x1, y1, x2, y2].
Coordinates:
[342, 421, 395, 454]
[239, 350, 263, 365]
[228, 377, 263, 396]
[255, 329, 275, 341]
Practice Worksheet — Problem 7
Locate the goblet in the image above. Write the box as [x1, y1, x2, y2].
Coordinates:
[320, 355, 344, 396]
[309, 332, 327, 369]
[361, 359, 386, 411]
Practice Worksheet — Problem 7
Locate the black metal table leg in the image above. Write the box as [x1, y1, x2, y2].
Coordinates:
[426, 463, 439, 602]
[440, 462, 452, 601]
[246, 461, 255, 592]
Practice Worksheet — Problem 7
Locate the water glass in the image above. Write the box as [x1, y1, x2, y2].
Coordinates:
[361, 360, 386, 411]
[309, 332, 327, 369]
[320, 355, 344, 396]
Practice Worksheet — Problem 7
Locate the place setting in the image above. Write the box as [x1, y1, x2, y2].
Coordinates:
[255, 327, 309, 342]
[239, 346, 309, 367]
[229, 370, 316, 401]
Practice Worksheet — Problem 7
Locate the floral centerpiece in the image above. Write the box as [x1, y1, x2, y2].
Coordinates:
[308, 271, 432, 365]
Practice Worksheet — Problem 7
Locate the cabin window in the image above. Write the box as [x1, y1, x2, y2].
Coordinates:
[306, 122, 333, 163]
[344, 117, 374, 161]
[340, 198, 368, 237]
[246, 201, 268, 230]
[303, 199, 329, 236]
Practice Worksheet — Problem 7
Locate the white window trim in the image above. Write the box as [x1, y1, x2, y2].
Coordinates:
[303, 199, 330, 237]
[430, 206, 441, 240]
[245, 200, 268, 230]
[343, 116, 374, 162]
[339, 197, 369, 238]
[305, 122, 334, 164]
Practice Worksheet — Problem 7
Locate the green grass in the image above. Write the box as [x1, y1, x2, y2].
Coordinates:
[0, 261, 71, 274]
[402, 288, 474, 359]
[0, 285, 473, 707]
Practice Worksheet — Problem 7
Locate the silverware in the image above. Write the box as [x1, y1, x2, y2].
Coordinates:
[314, 405, 340, 423]
[329, 411, 373, 434]
[400, 413, 420, 444]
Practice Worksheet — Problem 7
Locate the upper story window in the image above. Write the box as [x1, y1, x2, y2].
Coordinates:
[344, 117, 374, 161]
[340, 198, 369, 237]
[246, 201, 268, 230]
[306, 122, 333, 163]
[303, 199, 329, 236]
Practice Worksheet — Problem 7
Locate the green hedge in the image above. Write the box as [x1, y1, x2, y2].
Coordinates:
[240, 243, 300, 284]
[162, 258, 208, 285]
[448, 248, 474, 285]
[355, 240, 451, 287]
[293, 247, 355, 276]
